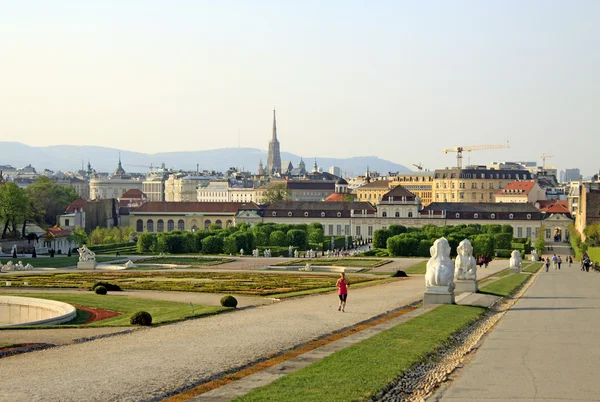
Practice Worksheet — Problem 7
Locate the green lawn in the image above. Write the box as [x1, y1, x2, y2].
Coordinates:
[404, 260, 427, 274]
[0, 271, 379, 296]
[0, 256, 121, 268]
[273, 258, 390, 268]
[587, 247, 600, 263]
[479, 272, 531, 297]
[133, 257, 233, 266]
[235, 305, 485, 402]
[3, 293, 227, 327]
[0, 343, 17, 348]
[523, 262, 543, 273]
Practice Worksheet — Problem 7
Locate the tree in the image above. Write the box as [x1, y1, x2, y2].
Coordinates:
[373, 229, 391, 249]
[201, 235, 224, 254]
[584, 222, 600, 247]
[472, 234, 494, 258]
[533, 231, 545, 255]
[0, 182, 29, 238]
[388, 225, 407, 236]
[269, 230, 287, 246]
[24, 176, 79, 227]
[260, 184, 291, 204]
[287, 229, 307, 249]
[68, 227, 89, 246]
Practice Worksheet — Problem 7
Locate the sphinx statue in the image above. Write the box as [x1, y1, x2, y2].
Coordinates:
[455, 239, 477, 281]
[510, 250, 522, 273]
[425, 237, 455, 291]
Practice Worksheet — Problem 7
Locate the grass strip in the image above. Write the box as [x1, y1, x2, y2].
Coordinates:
[404, 260, 427, 274]
[478, 272, 531, 297]
[234, 305, 484, 402]
[2, 293, 228, 327]
[273, 258, 390, 268]
[523, 262, 543, 273]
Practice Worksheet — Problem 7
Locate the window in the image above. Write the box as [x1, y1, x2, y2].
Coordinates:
[474, 213, 478, 219]
[157, 219, 164, 232]
[345, 225, 350, 235]
[395, 212, 400, 217]
[472, 192, 476, 199]
[509, 213, 514, 219]
[545, 228, 551, 239]
[517, 227, 523, 238]
[136, 219, 143, 232]
[368, 226, 373, 236]
[526, 227, 532, 238]
[328, 224, 334, 235]
[272, 211, 277, 216]
[304, 212, 309, 217]
[321, 212, 325, 217]
[215, 220, 222, 228]
[336, 225, 341, 235]
[408, 212, 413, 217]
[147, 219, 154, 232]
[204, 219, 211, 230]
[337, 212, 342, 217]
[167, 219, 174, 231]
[527, 214, 532, 219]
[65, 219, 70, 227]
[456, 213, 460, 218]
[178, 220, 185, 231]
[491, 213, 495, 219]
[382, 212, 387, 217]
[459, 192, 464, 199]
[356, 226, 361, 236]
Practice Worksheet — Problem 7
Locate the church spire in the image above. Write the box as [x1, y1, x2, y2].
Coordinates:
[272, 108, 277, 141]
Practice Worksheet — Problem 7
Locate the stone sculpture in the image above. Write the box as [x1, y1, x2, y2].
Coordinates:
[294, 250, 299, 258]
[77, 245, 96, 262]
[289, 245, 293, 257]
[16, 261, 25, 270]
[510, 250, 522, 273]
[124, 260, 135, 268]
[531, 249, 538, 262]
[3, 261, 15, 271]
[455, 239, 477, 280]
[240, 248, 244, 257]
[424, 237, 455, 304]
[24, 263, 33, 270]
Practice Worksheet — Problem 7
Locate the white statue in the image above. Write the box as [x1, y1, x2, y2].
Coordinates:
[510, 250, 522, 271]
[77, 245, 96, 262]
[454, 239, 477, 280]
[531, 249, 538, 262]
[240, 248, 244, 257]
[294, 250, 299, 258]
[124, 260, 135, 268]
[16, 261, 25, 270]
[303, 263, 312, 271]
[3, 261, 14, 271]
[425, 237, 455, 291]
[289, 245, 293, 257]
[11, 245, 17, 256]
[24, 263, 33, 270]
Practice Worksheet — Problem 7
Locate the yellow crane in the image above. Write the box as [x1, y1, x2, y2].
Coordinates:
[442, 142, 510, 169]
[540, 153, 554, 169]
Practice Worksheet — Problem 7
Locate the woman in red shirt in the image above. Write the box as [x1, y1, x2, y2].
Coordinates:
[336, 272, 349, 312]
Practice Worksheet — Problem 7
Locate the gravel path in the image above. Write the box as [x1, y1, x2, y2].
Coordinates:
[0, 277, 424, 402]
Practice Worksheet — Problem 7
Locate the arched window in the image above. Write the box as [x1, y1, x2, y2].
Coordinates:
[147, 219, 154, 232]
[167, 219, 174, 231]
[178, 220, 185, 231]
[157, 219, 164, 232]
[204, 219, 211, 230]
[215, 220, 222, 228]
[226, 220, 233, 227]
[408, 212, 413, 218]
[395, 212, 400, 217]
[382, 212, 387, 217]
[136, 219, 143, 232]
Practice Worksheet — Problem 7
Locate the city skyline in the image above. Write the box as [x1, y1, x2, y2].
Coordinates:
[1, 1, 599, 175]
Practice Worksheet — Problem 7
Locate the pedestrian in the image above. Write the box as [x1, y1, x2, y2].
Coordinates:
[484, 256, 489, 268]
[557, 256, 562, 270]
[568, 256, 572, 267]
[584, 256, 591, 272]
[545, 256, 550, 272]
[552, 254, 558, 270]
[581, 258, 585, 271]
[336, 272, 349, 312]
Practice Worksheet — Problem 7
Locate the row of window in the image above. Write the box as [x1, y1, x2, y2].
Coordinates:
[272, 211, 343, 217]
[453, 213, 532, 220]
[436, 172, 528, 180]
[381, 212, 414, 217]
[136, 219, 233, 232]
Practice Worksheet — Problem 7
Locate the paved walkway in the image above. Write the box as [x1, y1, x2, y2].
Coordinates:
[435, 262, 600, 402]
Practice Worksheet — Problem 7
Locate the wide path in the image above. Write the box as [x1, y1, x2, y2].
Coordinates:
[437, 262, 600, 401]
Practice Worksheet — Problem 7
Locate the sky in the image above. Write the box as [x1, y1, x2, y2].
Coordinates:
[1, 1, 599, 175]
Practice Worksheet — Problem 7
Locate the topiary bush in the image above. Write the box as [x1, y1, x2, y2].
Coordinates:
[91, 282, 122, 292]
[220, 295, 238, 308]
[391, 270, 408, 278]
[130, 311, 153, 326]
[94, 286, 107, 295]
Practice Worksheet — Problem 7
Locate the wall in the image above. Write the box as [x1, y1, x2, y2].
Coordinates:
[0, 296, 76, 327]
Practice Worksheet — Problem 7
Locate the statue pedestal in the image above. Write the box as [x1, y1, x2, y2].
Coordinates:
[510, 267, 521, 274]
[454, 279, 478, 294]
[77, 261, 97, 270]
[424, 286, 455, 305]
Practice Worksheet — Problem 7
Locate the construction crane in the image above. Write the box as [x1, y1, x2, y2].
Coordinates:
[442, 142, 510, 169]
[540, 153, 554, 169]
[124, 163, 155, 172]
[412, 163, 423, 171]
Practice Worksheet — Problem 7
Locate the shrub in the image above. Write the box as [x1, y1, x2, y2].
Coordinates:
[388, 225, 407, 236]
[373, 229, 391, 249]
[220, 295, 238, 308]
[137, 233, 156, 253]
[130, 311, 153, 326]
[94, 286, 107, 295]
[495, 249, 512, 258]
[269, 230, 287, 247]
[391, 270, 408, 277]
[201, 235, 224, 254]
[287, 229, 308, 249]
[91, 282, 122, 291]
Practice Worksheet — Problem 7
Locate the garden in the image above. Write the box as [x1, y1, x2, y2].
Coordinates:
[0, 256, 122, 269]
[272, 258, 390, 268]
[0, 271, 380, 296]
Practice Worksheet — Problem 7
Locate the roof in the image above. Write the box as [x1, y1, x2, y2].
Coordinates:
[130, 202, 259, 214]
[357, 180, 391, 189]
[286, 181, 335, 190]
[496, 181, 537, 196]
[324, 193, 356, 202]
[335, 178, 348, 185]
[263, 201, 375, 218]
[434, 168, 532, 180]
[536, 200, 570, 214]
[44, 227, 72, 238]
[421, 202, 542, 220]
[121, 189, 146, 199]
[381, 185, 416, 202]
[65, 199, 86, 213]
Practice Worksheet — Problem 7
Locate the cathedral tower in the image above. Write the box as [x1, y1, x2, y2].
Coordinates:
[267, 109, 282, 175]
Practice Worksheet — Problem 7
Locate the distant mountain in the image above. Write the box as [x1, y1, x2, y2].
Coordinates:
[0, 142, 411, 177]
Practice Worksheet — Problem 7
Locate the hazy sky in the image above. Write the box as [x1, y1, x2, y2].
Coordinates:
[1, 1, 598, 175]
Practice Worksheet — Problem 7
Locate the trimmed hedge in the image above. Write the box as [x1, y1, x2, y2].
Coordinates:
[94, 286, 107, 295]
[130, 311, 153, 326]
[220, 295, 238, 308]
[495, 249, 512, 258]
[91, 282, 122, 292]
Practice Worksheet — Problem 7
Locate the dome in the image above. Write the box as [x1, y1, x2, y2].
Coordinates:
[335, 178, 348, 185]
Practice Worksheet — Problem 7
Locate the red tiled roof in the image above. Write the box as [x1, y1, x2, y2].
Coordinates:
[130, 202, 259, 214]
[65, 199, 86, 213]
[536, 200, 570, 214]
[496, 181, 536, 196]
[44, 227, 72, 238]
[324, 193, 356, 202]
[121, 189, 146, 199]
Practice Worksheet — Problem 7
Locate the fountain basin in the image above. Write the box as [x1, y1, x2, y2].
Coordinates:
[0, 296, 76, 327]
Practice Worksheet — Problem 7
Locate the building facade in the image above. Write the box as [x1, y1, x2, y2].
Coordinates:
[389, 172, 434, 206]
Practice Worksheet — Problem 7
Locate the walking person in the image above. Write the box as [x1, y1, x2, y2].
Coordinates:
[336, 272, 349, 312]
[545, 256, 550, 272]
[581, 258, 586, 271]
[552, 254, 558, 270]
[568, 256, 572, 267]
[557, 256, 562, 270]
[584, 256, 591, 272]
